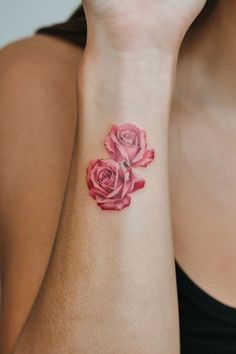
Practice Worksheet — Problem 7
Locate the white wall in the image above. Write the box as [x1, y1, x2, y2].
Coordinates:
[0, 0, 82, 48]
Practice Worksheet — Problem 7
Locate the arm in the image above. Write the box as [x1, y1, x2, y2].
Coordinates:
[12, 1, 206, 353]
[0, 37, 81, 354]
[13, 50, 179, 354]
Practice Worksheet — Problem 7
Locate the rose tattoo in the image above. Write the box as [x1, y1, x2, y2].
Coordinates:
[86, 124, 155, 211]
[105, 124, 155, 168]
[87, 159, 145, 211]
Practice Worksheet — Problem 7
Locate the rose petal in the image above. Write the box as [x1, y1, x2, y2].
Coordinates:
[115, 141, 130, 163]
[131, 129, 147, 163]
[106, 128, 130, 163]
[95, 185, 124, 203]
[104, 135, 116, 155]
[89, 187, 108, 200]
[98, 195, 131, 211]
[130, 171, 145, 193]
[123, 144, 140, 162]
[121, 170, 132, 199]
[89, 160, 117, 193]
[91, 169, 109, 192]
[86, 160, 99, 188]
[105, 126, 119, 157]
[132, 148, 155, 168]
[106, 183, 123, 199]
[120, 130, 136, 145]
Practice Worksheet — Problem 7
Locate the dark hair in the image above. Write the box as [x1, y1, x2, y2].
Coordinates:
[192, 0, 218, 27]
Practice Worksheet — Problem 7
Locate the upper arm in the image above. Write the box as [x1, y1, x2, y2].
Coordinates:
[0, 35, 82, 354]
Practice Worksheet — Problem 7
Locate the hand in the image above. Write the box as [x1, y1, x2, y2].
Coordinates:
[82, 0, 207, 53]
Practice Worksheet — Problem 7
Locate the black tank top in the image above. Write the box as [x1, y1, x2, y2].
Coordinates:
[37, 6, 236, 353]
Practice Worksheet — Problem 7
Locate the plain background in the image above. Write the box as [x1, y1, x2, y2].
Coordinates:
[0, 0, 82, 48]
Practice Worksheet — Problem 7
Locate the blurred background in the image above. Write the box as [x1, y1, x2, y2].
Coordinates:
[0, 0, 82, 47]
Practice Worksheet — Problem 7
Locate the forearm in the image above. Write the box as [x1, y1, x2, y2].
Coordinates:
[13, 46, 179, 354]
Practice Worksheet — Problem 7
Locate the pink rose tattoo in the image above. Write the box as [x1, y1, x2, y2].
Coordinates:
[105, 123, 155, 167]
[86, 124, 155, 211]
[87, 159, 145, 211]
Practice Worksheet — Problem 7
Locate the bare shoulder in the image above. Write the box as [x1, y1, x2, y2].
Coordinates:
[0, 34, 84, 97]
[0, 35, 85, 353]
[0, 33, 84, 235]
[0, 33, 84, 245]
[0, 33, 84, 74]
[0, 34, 84, 134]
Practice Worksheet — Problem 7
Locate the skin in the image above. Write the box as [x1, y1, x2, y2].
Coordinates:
[0, 35, 81, 352]
[0, 0, 236, 352]
[13, 34, 180, 353]
[170, 0, 236, 306]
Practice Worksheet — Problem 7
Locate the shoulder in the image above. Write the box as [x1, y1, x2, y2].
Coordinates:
[0, 34, 84, 140]
[0, 36, 84, 350]
[0, 35, 84, 238]
[0, 34, 83, 96]
[0, 34, 84, 225]
[0, 35, 83, 287]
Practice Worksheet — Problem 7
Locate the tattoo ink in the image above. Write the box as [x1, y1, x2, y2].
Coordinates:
[86, 124, 155, 211]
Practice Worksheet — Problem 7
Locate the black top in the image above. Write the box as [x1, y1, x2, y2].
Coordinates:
[176, 261, 236, 354]
[37, 6, 236, 353]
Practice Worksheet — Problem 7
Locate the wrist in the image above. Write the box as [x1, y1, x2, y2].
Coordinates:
[85, 21, 182, 56]
[78, 45, 177, 123]
[83, 3, 188, 56]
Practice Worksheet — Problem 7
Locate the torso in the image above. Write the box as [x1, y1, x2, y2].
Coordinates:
[169, 89, 236, 308]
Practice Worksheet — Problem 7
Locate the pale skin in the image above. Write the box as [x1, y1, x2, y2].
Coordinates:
[0, 0, 236, 353]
